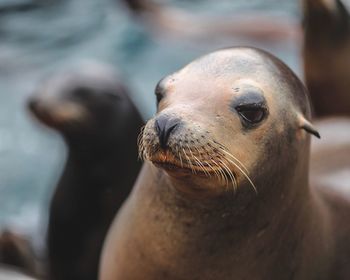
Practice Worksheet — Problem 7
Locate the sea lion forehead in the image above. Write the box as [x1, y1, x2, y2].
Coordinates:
[182, 47, 276, 78]
[171, 48, 282, 101]
[164, 48, 272, 98]
[160, 47, 310, 117]
[188, 47, 310, 116]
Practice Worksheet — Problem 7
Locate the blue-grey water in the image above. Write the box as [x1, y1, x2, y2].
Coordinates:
[0, 0, 300, 249]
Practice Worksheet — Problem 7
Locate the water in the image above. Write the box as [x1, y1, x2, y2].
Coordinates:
[0, 0, 300, 248]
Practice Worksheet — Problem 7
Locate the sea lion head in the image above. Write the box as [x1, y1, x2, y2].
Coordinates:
[140, 47, 319, 196]
[28, 63, 141, 144]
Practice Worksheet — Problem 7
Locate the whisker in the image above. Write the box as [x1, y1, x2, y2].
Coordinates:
[218, 159, 237, 192]
[209, 139, 249, 174]
[139, 125, 255, 195]
[209, 167, 221, 180]
[186, 145, 210, 177]
[224, 157, 257, 194]
[193, 154, 211, 177]
[137, 125, 145, 146]
[209, 159, 226, 182]
[175, 145, 184, 168]
[218, 147, 249, 175]
[213, 159, 229, 186]
[137, 125, 146, 160]
[192, 147, 217, 178]
[203, 159, 222, 180]
[182, 148, 196, 174]
[209, 139, 256, 192]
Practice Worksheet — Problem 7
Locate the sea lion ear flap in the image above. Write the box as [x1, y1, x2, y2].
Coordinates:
[298, 114, 321, 139]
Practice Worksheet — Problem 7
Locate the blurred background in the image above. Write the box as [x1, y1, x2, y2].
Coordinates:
[0, 0, 301, 252]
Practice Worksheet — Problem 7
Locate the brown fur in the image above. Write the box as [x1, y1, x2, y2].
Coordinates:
[100, 48, 350, 280]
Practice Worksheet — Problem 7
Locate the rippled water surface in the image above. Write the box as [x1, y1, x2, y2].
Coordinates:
[0, 0, 300, 246]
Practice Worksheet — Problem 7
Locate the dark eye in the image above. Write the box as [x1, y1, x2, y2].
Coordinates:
[155, 85, 164, 105]
[74, 87, 92, 98]
[236, 104, 266, 125]
[155, 91, 163, 104]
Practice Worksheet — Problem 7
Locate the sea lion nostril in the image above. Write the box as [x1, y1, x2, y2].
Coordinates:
[155, 115, 180, 149]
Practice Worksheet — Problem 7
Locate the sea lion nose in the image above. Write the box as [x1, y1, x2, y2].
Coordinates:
[155, 115, 180, 149]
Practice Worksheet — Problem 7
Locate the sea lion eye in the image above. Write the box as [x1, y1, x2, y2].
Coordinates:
[230, 87, 268, 127]
[155, 89, 163, 104]
[155, 83, 165, 105]
[236, 104, 267, 125]
[74, 87, 92, 98]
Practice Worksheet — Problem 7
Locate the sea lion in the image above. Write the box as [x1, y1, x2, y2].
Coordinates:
[100, 47, 350, 280]
[303, 0, 350, 116]
[120, 0, 300, 43]
[28, 63, 143, 280]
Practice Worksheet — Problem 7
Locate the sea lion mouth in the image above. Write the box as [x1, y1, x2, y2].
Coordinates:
[150, 150, 228, 177]
[28, 102, 62, 128]
[153, 161, 194, 175]
[139, 124, 257, 192]
[153, 160, 216, 177]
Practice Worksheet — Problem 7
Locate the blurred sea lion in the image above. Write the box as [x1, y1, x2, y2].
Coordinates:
[119, 0, 300, 43]
[303, 0, 350, 116]
[28, 62, 143, 280]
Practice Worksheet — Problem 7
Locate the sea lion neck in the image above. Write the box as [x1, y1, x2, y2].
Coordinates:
[64, 128, 140, 179]
[142, 158, 312, 235]
[67, 134, 117, 154]
[121, 162, 331, 279]
[151, 138, 313, 212]
[66, 117, 141, 160]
